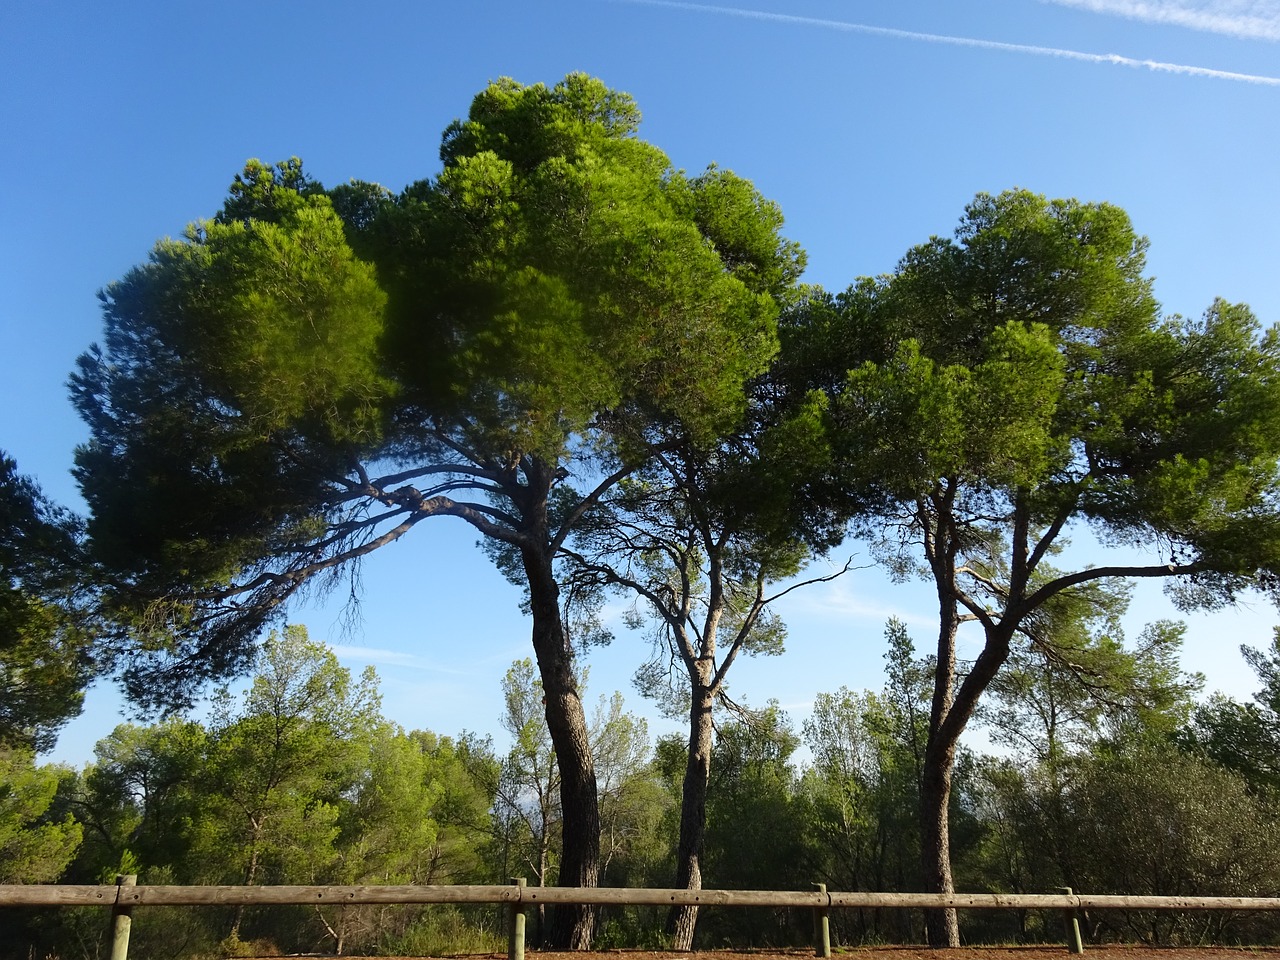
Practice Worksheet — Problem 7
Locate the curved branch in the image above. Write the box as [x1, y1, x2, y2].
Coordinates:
[552, 461, 641, 553]
[760, 556, 861, 605]
[214, 511, 432, 600]
[1023, 561, 1203, 612]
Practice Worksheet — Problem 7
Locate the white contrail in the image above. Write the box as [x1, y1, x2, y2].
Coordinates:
[1039, 0, 1280, 41]
[616, 0, 1280, 85]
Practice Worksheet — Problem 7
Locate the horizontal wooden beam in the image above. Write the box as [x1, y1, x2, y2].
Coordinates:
[0, 885, 115, 906]
[2, 884, 1279, 913]
[824, 892, 1280, 912]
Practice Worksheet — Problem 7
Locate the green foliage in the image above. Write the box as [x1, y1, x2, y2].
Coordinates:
[29, 625, 503, 957]
[337, 726, 444, 883]
[0, 746, 81, 882]
[13, 609, 1280, 954]
[66, 717, 208, 881]
[194, 626, 380, 891]
[1188, 628, 1280, 795]
[964, 605, 1203, 942]
[490, 658, 562, 885]
[71, 91, 802, 884]
[981, 589, 1203, 766]
[73, 80, 800, 948]
[480, 659, 658, 892]
[798, 625, 933, 944]
[411, 729, 499, 882]
[39, 116, 1280, 953]
[785, 190, 1280, 946]
[803, 189, 1280, 601]
[217, 157, 323, 225]
[380, 904, 506, 957]
[75, 184, 391, 556]
[0, 453, 95, 750]
[1063, 742, 1280, 944]
[384, 74, 794, 459]
[701, 707, 807, 936]
[592, 690, 664, 879]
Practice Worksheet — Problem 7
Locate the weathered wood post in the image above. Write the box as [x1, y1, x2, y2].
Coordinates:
[508, 877, 526, 960]
[109, 874, 137, 960]
[1056, 886, 1084, 954]
[811, 882, 831, 958]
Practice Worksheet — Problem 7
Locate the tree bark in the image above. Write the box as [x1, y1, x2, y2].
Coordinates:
[918, 582, 1015, 948]
[919, 733, 959, 948]
[920, 546, 963, 950]
[523, 540, 600, 949]
[230, 825, 263, 942]
[667, 671, 716, 950]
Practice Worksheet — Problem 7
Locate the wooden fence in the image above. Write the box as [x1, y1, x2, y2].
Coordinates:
[5, 878, 1280, 960]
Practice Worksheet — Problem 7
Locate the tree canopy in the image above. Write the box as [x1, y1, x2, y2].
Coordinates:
[52, 81, 1280, 951]
[0, 453, 94, 750]
[784, 188, 1280, 945]
[72, 72, 800, 708]
[71, 73, 803, 947]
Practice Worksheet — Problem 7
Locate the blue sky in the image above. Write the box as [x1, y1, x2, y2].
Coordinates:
[2, 0, 1278, 764]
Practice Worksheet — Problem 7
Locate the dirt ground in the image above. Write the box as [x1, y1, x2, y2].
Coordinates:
[277, 948, 1280, 960]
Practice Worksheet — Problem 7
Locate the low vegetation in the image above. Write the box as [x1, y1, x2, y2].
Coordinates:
[7, 621, 1280, 957]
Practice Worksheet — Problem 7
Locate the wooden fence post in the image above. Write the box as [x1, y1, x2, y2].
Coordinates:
[1057, 886, 1084, 954]
[811, 882, 831, 958]
[508, 877, 526, 960]
[109, 874, 137, 960]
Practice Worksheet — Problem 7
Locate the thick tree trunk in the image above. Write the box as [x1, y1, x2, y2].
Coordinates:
[523, 541, 600, 950]
[919, 734, 959, 948]
[667, 672, 716, 950]
[921, 556, 962, 950]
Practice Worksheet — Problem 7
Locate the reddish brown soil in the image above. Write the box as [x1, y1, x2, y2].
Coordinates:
[280, 948, 1280, 960]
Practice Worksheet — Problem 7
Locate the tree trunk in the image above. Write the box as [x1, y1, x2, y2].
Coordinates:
[919, 734, 959, 948]
[921, 562, 961, 950]
[523, 541, 600, 949]
[667, 673, 715, 950]
[917, 572, 1013, 949]
[230, 826, 262, 941]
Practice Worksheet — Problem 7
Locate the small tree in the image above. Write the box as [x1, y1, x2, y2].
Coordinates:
[800, 623, 944, 945]
[565, 421, 842, 948]
[980, 604, 1199, 774]
[968, 610, 1200, 939]
[699, 706, 808, 947]
[491, 659, 563, 892]
[68, 718, 208, 881]
[0, 746, 81, 883]
[1064, 742, 1280, 944]
[1189, 627, 1280, 796]
[195, 626, 380, 941]
[476, 659, 656, 943]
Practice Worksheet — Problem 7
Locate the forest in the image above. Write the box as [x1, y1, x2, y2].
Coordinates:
[4, 73, 1280, 957]
[6, 621, 1280, 957]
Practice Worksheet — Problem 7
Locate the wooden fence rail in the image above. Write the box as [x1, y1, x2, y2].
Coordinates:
[4, 880, 1280, 960]
[8, 882, 1280, 911]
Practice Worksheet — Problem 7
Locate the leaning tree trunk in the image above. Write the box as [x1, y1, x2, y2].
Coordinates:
[918, 576, 1015, 949]
[667, 673, 716, 950]
[523, 541, 600, 949]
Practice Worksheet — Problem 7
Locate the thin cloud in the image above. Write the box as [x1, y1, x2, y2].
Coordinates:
[777, 579, 937, 631]
[617, 0, 1280, 85]
[1040, 0, 1280, 41]
[329, 643, 470, 674]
